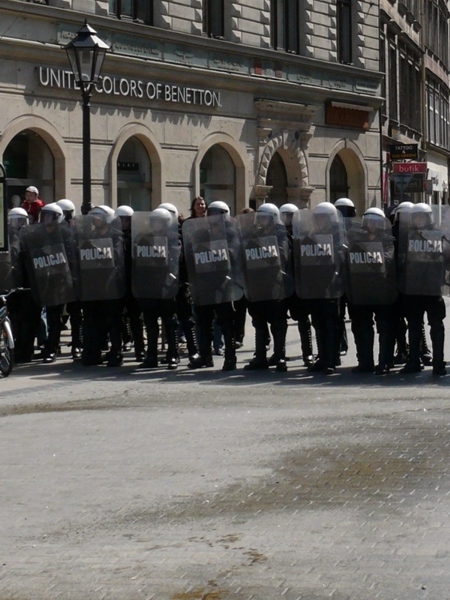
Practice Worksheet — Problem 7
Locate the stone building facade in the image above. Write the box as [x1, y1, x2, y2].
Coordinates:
[0, 0, 382, 216]
[380, 0, 450, 212]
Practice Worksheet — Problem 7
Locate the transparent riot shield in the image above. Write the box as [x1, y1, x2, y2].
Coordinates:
[292, 208, 345, 299]
[131, 211, 180, 299]
[237, 211, 293, 302]
[345, 217, 398, 305]
[398, 221, 447, 297]
[182, 215, 243, 306]
[75, 215, 125, 302]
[20, 222, 77, 307]
[0, 252, 12, 293]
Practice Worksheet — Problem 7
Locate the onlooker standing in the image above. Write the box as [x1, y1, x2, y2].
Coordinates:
[21, 186, 45, 224]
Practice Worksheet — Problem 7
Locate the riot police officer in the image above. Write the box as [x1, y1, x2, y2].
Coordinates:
[116, 204, 145, 362]
[293, 202, 345, 374]
[132, 207, 180, 369]
[280, 203, 314, 366]
[76, 205, 125, 366]
[345, 207, 397, 374]
[56, 198, 83, 360]
[240, 203, 292, 372]
[183, 201, 242, 371]
[21, 203, 77, 362]
[398, 203, 447, 375]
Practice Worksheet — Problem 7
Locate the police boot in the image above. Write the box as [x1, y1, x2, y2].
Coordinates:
[188, 323, 213, 368]
[420, 325, 432, 365]
[375, 330, 393, 375]
[164, 317, 179, 370]
[244, 327, 269, 370]
[140, 318, 159, 368]
[220, 324, 237, 371]
[270, 322, 287, 372]
[182, 316, 199, 361]
[400, 323, 422, 374]
[70, 311, 83, 360]
[352, 328, 374, 374]
[309, 325, 327, 372]
[298, 318, 314, 367]
[431, 321, 446, 376]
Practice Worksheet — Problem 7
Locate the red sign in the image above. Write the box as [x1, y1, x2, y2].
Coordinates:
[392, 162, 427, 174]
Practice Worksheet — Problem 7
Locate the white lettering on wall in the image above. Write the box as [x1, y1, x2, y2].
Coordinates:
[37, 67, 222, 107]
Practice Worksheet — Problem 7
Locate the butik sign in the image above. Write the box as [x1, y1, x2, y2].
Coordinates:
[392, 162, 427, 174]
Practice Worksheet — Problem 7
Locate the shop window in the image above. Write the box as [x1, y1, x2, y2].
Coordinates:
[337, 0, 352, 64]
[109, 0, 153, 24]
[200, 145, 235, 214]
[330, 155, 348, 203]
[203, 0, 224, 38]
[270, 0, 299, 54]
[266, 152, 288, 206]
[117, 137, 152, 210]
[3, 130, 55, 204]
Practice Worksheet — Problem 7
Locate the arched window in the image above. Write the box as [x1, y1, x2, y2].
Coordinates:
[330, 154, 349, 203]
[200, 145, 236, 214]
[117, 137, 152, 210]
[266, 152, 288, 206]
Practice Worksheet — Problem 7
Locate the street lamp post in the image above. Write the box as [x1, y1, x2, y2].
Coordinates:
[64, 21, 109, 215]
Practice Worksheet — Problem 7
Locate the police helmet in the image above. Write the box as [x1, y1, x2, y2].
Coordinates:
[363, 207, 385, 219]
[313, 202, 338, 217]
[56, 199, 76, 214]
[392, 201, 414, 222]
[151, 207, 172, 223]
[335, 197, 354, 208]
[335, 197, 356, 218]
[115, 205, 134, 217]
[158, 203, 179, 219]
[207, 201, 230, 216]
[279, 203, 299, 215]
[89, 205, 116, 224]
[8, 207, 29, 229]
[40, 203, 64, 224]
[8, 207, 28, 220]
[362, 207, 386, 229]
[411, 202, 433, 226]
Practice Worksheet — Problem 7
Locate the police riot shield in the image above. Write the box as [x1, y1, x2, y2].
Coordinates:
[75, 215, 126, 301]
[20, 222, 77, 307]
[344, 217, 398, 305]
[237, 211, 293, 302]
[398, 219, 448, 296]
[131, 211, 180, 299]
[292, 208, 345, 299]
[0, 252, 12, 293]
[182, 215, 243, 306]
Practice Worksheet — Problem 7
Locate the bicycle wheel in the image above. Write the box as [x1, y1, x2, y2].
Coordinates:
[0, 322, 14, 377]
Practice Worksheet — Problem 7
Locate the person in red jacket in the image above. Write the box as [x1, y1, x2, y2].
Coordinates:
[21, 186, 45, 223]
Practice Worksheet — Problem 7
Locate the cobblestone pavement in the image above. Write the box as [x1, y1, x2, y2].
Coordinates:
[1, 315, 450, 600]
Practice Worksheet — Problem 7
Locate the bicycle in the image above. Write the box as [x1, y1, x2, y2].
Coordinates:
[0, 288, 22, 377]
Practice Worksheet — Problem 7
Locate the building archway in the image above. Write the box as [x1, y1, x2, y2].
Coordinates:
[110, 124, 163, 210]
[327, 141, 367, 215]
[266, 151, 288, 206]
[0, 116, 67, 206]
[255, 129, 313, 207]
[195, 133, 248, 215]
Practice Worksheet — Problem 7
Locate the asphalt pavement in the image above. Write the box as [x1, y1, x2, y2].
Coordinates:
[1, 310, 450, 600]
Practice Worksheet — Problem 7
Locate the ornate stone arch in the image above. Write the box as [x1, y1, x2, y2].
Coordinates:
[109, 123, 163, 208]
[326, 139, 368, 215]
[255, 129, 313, 207]
[0, 115, 68, 200]
[194, 132, 248, 213]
